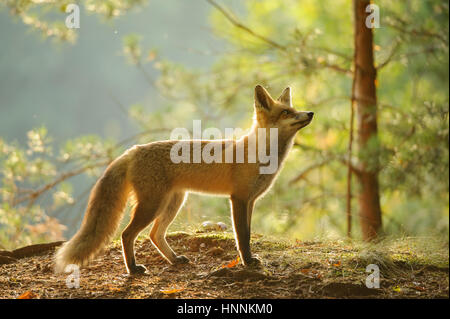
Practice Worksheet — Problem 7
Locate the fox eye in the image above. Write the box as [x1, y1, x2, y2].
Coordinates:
[281, 110, 290, 116]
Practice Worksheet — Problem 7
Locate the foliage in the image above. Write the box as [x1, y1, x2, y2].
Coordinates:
[0, 0, 146, 43]
[0, 128, 118, 249]
[0, 0, 448, 248]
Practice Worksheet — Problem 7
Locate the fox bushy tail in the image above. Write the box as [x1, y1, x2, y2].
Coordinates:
[54, 155, 131, 273]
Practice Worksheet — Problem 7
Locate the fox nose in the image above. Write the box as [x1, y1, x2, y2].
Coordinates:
[307, 112, 314, 119]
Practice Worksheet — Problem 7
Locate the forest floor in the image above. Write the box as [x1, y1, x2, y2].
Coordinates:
[0, 231, 448, 299]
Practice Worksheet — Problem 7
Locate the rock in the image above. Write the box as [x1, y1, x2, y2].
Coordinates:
[201, 221, 228, 232]
[216, 222, 227, 231]
[201, 221, 216, 232]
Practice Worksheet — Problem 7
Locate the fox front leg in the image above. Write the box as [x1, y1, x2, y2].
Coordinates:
[230, 197, 261, 266]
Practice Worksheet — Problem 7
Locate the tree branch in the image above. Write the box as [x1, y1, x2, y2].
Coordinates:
[12, 160, 110, 207]
[206, 0, 352, 75]
[385, 17, 448, 47]
[376, 40, 401, 70]
[206, 0, 286, 51]
[288, 155, 362, 186]
[289, 159, 331, 185]
[322, 62, 353, 75]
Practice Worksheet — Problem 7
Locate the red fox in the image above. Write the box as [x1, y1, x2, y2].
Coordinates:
[55, 85, 313, 274]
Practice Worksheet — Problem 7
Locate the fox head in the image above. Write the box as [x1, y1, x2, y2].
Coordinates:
[253, 85, 314, 139]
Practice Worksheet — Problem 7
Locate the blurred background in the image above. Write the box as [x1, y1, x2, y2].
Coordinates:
[0, 0, 448, 250]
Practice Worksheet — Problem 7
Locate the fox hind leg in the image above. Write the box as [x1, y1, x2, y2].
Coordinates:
[150, 192, 188, 264]
[121, 193, 169, 274]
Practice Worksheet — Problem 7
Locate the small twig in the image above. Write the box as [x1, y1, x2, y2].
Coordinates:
[310, 46, 353, 62]
[376, 41, 401, 70]
[289, 159, 332, 185]
[206, 0, 286, 51]
[289, 155, 362, 186]
[385, 18, 448, 47]
[322, 62, 353, 76]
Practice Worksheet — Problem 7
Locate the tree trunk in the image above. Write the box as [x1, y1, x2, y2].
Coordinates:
[353, 0, 382, 240]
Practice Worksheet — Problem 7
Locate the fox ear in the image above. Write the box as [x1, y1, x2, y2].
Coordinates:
[254, 85, 273, 111]
[277, 87, 292, 106]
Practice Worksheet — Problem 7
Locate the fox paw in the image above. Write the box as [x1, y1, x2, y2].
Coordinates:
[129, 264, 148, 275]
[174, 255, 190, 264]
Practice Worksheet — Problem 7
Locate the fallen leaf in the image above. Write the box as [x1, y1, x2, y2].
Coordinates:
[300, 268, 311, 274]
[17, 291, 37, 299]
[300, 268, 321, 279]
[222, 256, 240, 268]
[411, 283, 426, 291]
[160, 287, 184, 294]
[332, 261, 341, 267]
[392, 286, 402, 293]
